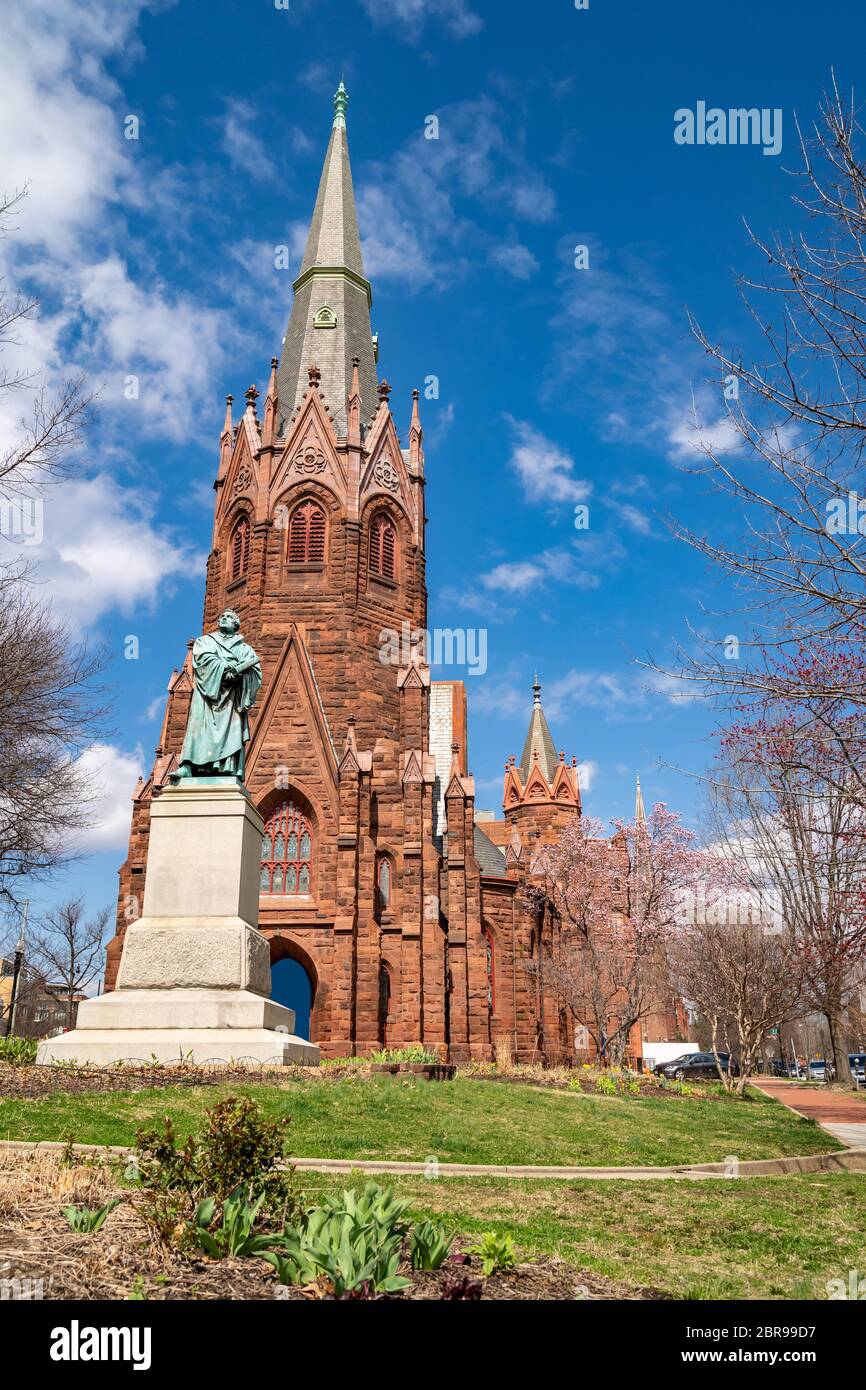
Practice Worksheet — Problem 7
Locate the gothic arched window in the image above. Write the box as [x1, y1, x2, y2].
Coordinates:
[230, 515, 251, 581]
[260, 801, 313, 895]
[482, 925, 495, 1012]
[376, 856, 393, 916]
[369, 511, 397, 581]
[378, 961, 392, 1046]
[288, 500, 326, 565]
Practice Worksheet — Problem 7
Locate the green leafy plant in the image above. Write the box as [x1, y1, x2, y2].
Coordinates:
[133, 1096, 304, 1246]
[468, 1231, 517, 1276]
[595, 1073, 618, 1096]
[369, 1046, 440, 1064]
[410, 1219, 453, 1270]
[188, 1185, 280, 1259]
[61, 1198, 120, 1234]
[261, 1182, 413, 1295]
[0, 1036, 37, 1066]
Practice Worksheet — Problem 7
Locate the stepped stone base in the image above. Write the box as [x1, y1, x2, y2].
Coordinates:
[35, 780, 320, 1069]
[36, 989, 318, 1066]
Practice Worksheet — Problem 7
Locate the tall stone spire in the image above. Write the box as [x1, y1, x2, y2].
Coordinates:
[276, 82, 378, 435]
[634, 773, 647, 829]
[518, 676, 559, 784]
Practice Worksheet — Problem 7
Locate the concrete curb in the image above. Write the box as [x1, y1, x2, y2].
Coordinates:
[1, 1138, 864, 1180]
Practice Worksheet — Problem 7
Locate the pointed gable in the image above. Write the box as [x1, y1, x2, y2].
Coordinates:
[244, 625, 340, 823]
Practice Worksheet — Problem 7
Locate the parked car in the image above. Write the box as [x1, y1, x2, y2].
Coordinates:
[770, 1058, 801, 1078]
[807, 1058, 827, 1081]
[653, 1051, 739, 1080]
[848, 1054, 866, 1085]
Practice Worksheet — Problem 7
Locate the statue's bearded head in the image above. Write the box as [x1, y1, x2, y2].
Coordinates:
[218, 609, 241, 634]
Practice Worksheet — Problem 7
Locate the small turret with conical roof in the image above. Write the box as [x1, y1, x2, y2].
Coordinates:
[502, 676, 581, 844]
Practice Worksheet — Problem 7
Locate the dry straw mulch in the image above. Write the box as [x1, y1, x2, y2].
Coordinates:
[0, 1151, 662, 1302]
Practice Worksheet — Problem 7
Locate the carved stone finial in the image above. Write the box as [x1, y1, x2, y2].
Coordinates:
[245, 384, 260, 412]
[308, 364, 322, 388]
[378, 379, 392, 402]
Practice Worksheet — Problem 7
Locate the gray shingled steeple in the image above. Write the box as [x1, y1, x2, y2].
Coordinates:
[277, 82, 378, 434]
[518, 676, 560, 784]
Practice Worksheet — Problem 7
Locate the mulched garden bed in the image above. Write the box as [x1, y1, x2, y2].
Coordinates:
[0, 1209, 662, 1302]
[0, 1062, 318, 1101]
[464, 1071, 705, 1101]
[0, 1153, 665, 1301]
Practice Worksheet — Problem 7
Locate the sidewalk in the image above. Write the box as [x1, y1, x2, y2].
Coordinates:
[752, 1078, 866, 1149]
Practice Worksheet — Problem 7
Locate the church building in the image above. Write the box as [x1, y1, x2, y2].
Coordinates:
[105, 85, 597, 1062]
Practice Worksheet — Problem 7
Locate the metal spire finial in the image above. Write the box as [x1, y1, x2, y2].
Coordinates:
[333, 81, 349, 130]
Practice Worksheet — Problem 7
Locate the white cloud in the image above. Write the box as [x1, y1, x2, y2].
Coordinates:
[0, 0, 232, 447]
[481, 560, 548, 594]
[73, 742, 145, 851]
[666, 400, 741, 460]
[359, 0, 483, 40]
[619, 503, 653, 535]
[575, 759, 599, 792]
[506, 418, 591, 506]
[0, 1, 151, 252]
[1, 474, 204, 627]
[74, 256, 226, 440]
[642, 671, 698, 706]
[358, 98, 554, 291]
[221, 99, 276, 182]
[142, 695, 165, 722]
[490, 243, 539, 280]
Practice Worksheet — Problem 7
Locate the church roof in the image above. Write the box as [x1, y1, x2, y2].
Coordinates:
[276, 83, 379, 435]
[474, 823, 507, 877]
[517, 676, 559, 785]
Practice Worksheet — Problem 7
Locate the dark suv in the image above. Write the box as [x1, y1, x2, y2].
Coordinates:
[653, 1051, 739, 1080]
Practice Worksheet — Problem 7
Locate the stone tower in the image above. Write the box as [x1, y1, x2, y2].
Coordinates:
[105, 88, 606, 1065]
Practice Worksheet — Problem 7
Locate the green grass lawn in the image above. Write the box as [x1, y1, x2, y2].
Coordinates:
[295, 1170, 866, 1300]
[0, 1075, 841, 1166]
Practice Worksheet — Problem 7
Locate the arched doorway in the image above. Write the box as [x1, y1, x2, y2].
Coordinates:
[269, 937, 318, 1042]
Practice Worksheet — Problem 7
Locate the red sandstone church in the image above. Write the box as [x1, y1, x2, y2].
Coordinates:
[105, 85, 654, 1062]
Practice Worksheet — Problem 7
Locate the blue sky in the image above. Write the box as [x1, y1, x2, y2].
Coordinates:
[1, 0, 861, 939]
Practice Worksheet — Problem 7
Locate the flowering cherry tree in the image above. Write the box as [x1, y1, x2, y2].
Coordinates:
[524, 806, 732, 1068]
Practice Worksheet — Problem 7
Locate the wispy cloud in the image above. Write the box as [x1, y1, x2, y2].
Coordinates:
[0, 474, 204, 629]
[506, 418, 591, 506]
[359, 0, 483, 41]
[220, 99, 276, 182]
[358, 98, 553, 289]
[72, 742, 146, 851]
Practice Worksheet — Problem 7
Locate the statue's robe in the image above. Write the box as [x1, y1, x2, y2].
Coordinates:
[178, 630, 262, 778]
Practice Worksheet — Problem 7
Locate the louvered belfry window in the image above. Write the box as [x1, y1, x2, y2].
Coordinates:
[369, 512, 396, 580]
[260, 801, 313, 895]
[230, 515, 251, 581]
[288, 500, 326, 565]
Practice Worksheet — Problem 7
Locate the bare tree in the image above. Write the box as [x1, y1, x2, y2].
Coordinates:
[29, 897, 110, 1029]
[0, 187, 90, 497]
[669, 80, 866, 659]
[0, 187, 108, 905]
[672, 917, 805, 1094]
[0, 575, 109, 906]
[709, 719, 866, 1086]
[645, 80, 866, 821]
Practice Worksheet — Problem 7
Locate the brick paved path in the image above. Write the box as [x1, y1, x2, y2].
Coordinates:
[753, 1078, 866, 1148]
